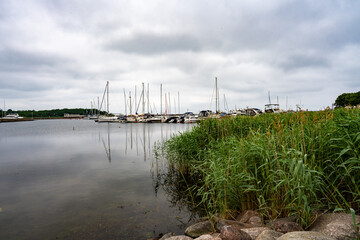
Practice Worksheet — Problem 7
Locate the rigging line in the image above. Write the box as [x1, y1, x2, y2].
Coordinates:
[99, 82, 108, 112]
[135, 90, 144, 114]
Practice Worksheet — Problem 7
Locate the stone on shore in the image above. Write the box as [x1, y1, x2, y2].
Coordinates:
[256, 230, 284, 240]
[241, 227, 271, 240]
[166, 235, 194, 240]
[159, 232, 175, 240]
[185, 221, 214, 238]
[237, 210, 261, 223]
[219, 225, 252, 240]
[217, 219, 253, 231]
[194, 234, 217, 240]
[310, 213, 360, 240]
[271, 219, 303, 233]
[277, 231, 337, 240]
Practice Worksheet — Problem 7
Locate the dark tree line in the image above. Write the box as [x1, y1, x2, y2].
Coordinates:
[335, 91, 360, 108]
[0, 108, 107, 118]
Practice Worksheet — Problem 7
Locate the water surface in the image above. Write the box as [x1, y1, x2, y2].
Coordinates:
[0, 120, 195, 240]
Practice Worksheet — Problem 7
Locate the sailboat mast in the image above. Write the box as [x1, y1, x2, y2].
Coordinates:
[168, 92, 171, 114]
[142, 82, 145, 114]
[215, 77, 218, 113]
[135, 86, 137, 114]
[107, 81, 109, 114]
[123, 88, 127, 115]
[178, 91, 180, 114]
[147, 83, 150, 113]
[129, 91, 132, 115]
[160, 84, 162, 115]
[97, 96, 99, 115]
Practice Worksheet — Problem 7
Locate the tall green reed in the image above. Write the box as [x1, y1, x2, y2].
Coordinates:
[160, 108, 360, 228]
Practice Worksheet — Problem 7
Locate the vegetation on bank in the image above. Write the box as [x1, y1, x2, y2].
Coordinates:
[159, 108, 360, 228]
[0, 108, 106, 118]
[335, 91, 360, 107]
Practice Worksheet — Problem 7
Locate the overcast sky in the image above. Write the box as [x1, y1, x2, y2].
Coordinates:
[1, 0, 359, 113]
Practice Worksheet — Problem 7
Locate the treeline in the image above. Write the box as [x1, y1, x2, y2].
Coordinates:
[335, 91, 360, 107]
[0, 108, 106, 118]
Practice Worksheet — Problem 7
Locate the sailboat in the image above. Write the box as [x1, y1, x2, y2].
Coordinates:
[97, 81, 121, 123]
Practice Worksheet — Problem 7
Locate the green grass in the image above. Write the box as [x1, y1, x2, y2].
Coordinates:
[158, 108, 360, 228]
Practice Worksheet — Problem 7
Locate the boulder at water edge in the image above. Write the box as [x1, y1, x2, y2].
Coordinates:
[310, 213, 360, 240]
[256, 229, 284, 240]
[185, 221, 214, 238]
[277, 231, 336, 240]
[240, 227, 271, 240]
[219, 225, 252, 240]
[166, 236, 194, 240]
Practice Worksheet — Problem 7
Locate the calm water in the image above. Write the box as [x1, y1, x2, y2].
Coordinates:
[0, 120, 195, 240]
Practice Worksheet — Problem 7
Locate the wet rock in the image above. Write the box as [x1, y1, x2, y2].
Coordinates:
[256, 230, 284, 240]
[266, 217, 297, 229]
[272, 220, 303, 233]
[310, 213, 360, 240]
[166, 236, 194, 240]
[238, 210, 261, 223]
[249, 216, 264, 227]
[277, 231, 336, 240]
[195, 234, 215, 240]
[241, 227, 271, 240]
[185, 221, 214, 238]
[219, 225, 252, 240]
[159, 232, 176, 240]
[217, 219, 253, 231]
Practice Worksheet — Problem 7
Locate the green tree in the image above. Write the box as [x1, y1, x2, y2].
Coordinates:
[335, 91, 360, 107]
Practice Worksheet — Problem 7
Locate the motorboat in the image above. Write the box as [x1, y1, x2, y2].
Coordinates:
[2, 113, 23, 119]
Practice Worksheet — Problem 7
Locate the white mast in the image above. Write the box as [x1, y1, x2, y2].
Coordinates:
[106, 81, 109, 114]
[160, 84, 162, 115]
[178, 91, 180, 114]
[142, 82, 145, 114]
[135, 85, 137, 114]
[168, 92, 171, 114]
[215, 77, 218, 113]
[147, 83, 150, 113]
[123, 88, 127, 115]
[129, 91, 132, 115]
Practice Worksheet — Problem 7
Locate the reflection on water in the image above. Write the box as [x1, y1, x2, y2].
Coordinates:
[0, 120, 195, 240]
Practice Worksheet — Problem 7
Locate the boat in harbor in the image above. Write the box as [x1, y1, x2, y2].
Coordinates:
[2, 113, 23, 119]
[0, 113, 34, 122]
[264, 103, 280, 113]
[184, 115, 199, 124]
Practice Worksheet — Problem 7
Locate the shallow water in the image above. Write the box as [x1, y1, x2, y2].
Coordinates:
[0, 120, 196, 240]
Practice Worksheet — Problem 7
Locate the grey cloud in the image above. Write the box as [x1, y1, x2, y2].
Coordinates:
[0, 48, 71, 72]
[279, 54, 329, 71]
[106, 33, 201, 55]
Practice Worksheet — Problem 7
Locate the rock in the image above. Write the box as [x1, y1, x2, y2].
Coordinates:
[159, 232, 176, 240]
[219, 225, 252, 240]
[241, 227, 271, 240]
[272, 220, 303, 233]
[256, 230, 284, 240]
[249, 216, 264, 226]
[217, 219, 253, 231]
[266, 217, 297, 229]
[166, 236, 194, 240]
[238, 210, 261, 223]
[310, 213, 360, 240]
[277, 231, 336, 240]
[195, 234, 215, 240]
[185, 221, 214, 238]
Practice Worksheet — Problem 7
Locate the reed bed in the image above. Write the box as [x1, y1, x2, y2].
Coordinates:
[160, 108, 360, 228]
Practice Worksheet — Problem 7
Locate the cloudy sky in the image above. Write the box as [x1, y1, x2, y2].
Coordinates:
[1, 0, 359, 113]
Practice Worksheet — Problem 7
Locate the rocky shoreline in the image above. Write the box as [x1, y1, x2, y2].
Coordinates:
[148, 211, 360, 240]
